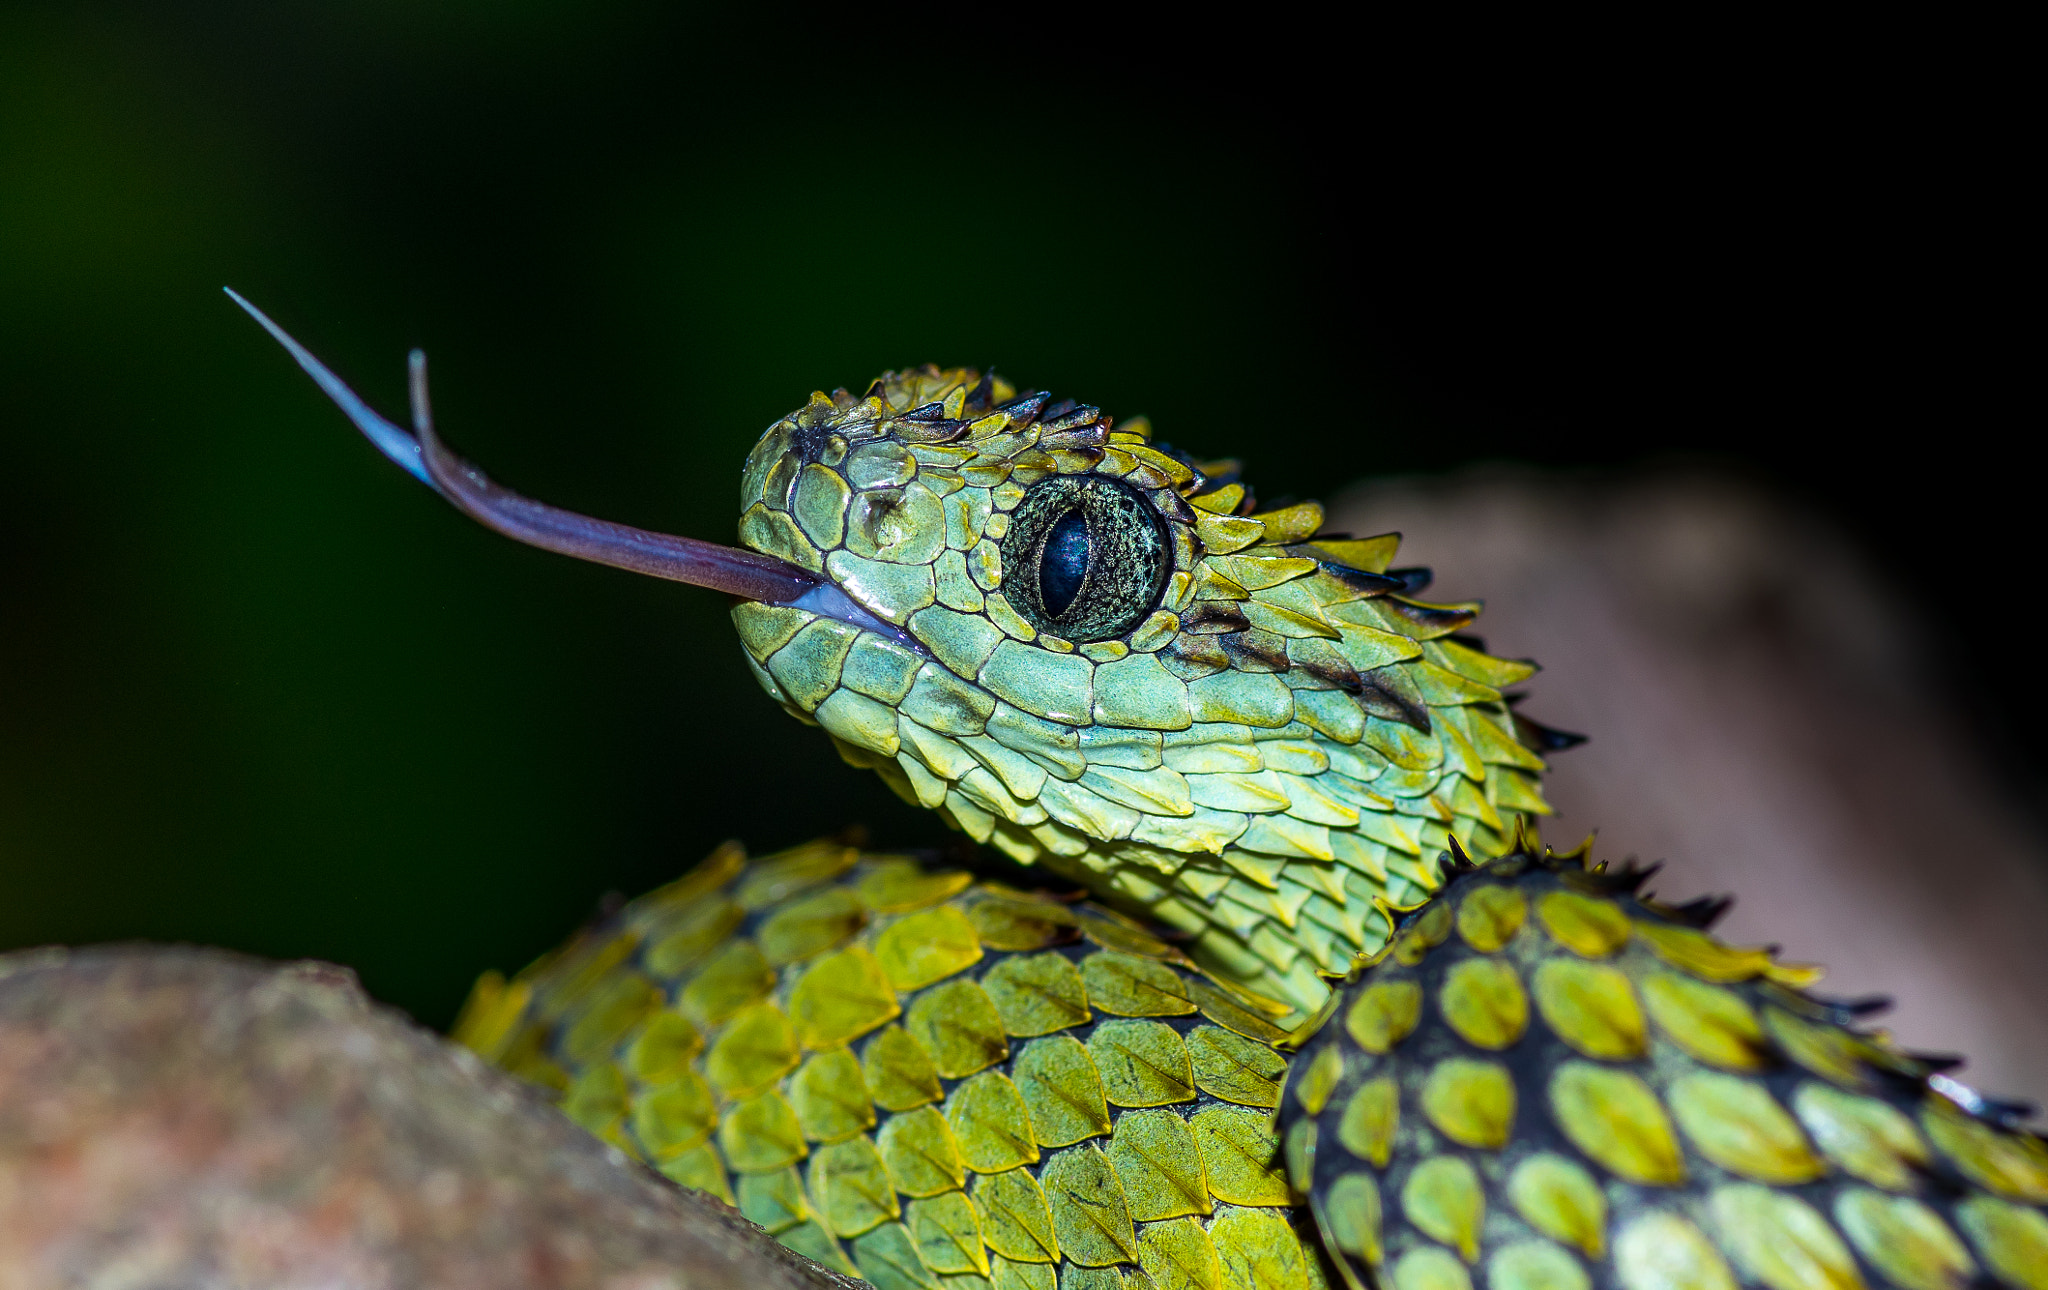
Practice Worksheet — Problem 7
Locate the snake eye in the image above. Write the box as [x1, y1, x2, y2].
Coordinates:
[1039, 510, 1091, 616]
[1000, 475, 1171, 642]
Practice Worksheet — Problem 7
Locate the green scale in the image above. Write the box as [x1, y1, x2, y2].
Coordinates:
[230, 290, 2048, 1290]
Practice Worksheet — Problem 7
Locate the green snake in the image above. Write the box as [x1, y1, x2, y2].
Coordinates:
[230, 290, 2048, 1290]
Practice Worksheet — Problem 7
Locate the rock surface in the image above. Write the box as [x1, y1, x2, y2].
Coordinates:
[0, 945, 852, 1290]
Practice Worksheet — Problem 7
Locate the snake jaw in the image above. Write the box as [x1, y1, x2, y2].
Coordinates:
[777, 581, 929, 654]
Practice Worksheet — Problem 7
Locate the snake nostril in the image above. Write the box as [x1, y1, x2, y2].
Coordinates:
[1039, 508, 1091, 618]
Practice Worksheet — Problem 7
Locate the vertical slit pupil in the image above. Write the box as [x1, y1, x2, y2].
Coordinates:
[1039, 507, 1091, 618]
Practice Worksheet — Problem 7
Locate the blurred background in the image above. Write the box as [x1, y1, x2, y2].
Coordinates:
[3, 8, 2039, 1097]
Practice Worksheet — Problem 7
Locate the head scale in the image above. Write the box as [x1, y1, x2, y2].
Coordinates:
[731, 365, 1561, 1009]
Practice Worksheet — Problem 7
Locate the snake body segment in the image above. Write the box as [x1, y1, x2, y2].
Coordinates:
[455, 837, 1326, 1290]
[1277, 848, 2048, 1290]
[235, 330, 2042, 1290]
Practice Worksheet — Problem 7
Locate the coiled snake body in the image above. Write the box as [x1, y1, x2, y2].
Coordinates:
[233, 296, 2048, 1290]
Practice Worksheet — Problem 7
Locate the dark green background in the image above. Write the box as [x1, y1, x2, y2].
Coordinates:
[1, 6, 2025, 1029]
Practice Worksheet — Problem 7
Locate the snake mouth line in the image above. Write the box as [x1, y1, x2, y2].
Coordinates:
[226, 288, 924, 653]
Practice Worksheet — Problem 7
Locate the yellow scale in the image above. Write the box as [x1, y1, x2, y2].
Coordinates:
[1278, 843, 2048, 1290]
[458, 836, 1314, 1289]
[231, 293, 2048, 1290]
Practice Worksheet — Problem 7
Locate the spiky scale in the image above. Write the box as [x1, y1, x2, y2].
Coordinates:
[1667, 1072, 1827, 1185]
[1920, 1099, 2048, 1201]
[1831, 1189, 1976, 1290]
[950, 1071, 1042, 1173]
[1639, 972, 1769, 1071]
[910, 979, 1011, 1079]
[1505, 1155, 1605, 1259]
[1420, 1059, 1518, 1151]
[1611, 1212, 1736, 1290]
[792, 1047, 877, 1142]
[1439, 958, 1530, 1050]
[739, 1165, 811, 1231]
[459, 838, 1306, 1286]
[1532, 959, 1646, 1061]
[813, 1135, 902, 1237]
[1389, 1245, 1470, 1290]
[1345, 981, 1423, 1054]
[1454, 883, 1527, 952]
[1792, 1082, 1929, 1191]
[1955, 1198, 2048, 1290]
[1090, 1020, 1195, 1108]
[1400, 1156, 1485, 1263]
[1276, 848, 2048, 1290]
[1487, 1239, 1590, 1290]
[1011, 1038, 1111, 1148]
[913, 1192, 992, 1276]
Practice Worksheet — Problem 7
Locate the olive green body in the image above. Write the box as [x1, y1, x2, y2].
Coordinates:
[442, 364, 2048, 1290]
[1277, 850, 2048, 1290]
[457, 837, 1332, 1290]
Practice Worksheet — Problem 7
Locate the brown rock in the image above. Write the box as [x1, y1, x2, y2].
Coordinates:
[0, 945, 854, 1290]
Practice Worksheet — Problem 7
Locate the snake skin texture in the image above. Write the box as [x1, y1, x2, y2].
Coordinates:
[727, 365, 1556, 1014]
[1275, 844, 2048, 1290]
[432, 365, 2048, 1290]
[454, 836, 1330, 1290]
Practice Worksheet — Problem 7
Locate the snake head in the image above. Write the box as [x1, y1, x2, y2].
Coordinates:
[731, 367, 1566, 1008]
[231, 288, 1569, 1011]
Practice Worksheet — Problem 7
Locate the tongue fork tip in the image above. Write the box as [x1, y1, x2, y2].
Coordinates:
[223, 287, 433, 488]
[223, 288, 824, 606]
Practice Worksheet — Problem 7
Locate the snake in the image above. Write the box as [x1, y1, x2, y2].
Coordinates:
[229, 289, 2048, 1290]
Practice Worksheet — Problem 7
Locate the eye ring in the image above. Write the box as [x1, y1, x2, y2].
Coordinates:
[999, 475, 1171, 643]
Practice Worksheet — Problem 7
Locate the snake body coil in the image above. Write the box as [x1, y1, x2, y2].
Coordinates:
[231, 310, 2047, 1290]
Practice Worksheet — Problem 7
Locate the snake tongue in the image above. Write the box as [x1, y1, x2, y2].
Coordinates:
[226, 287, 824, 607]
